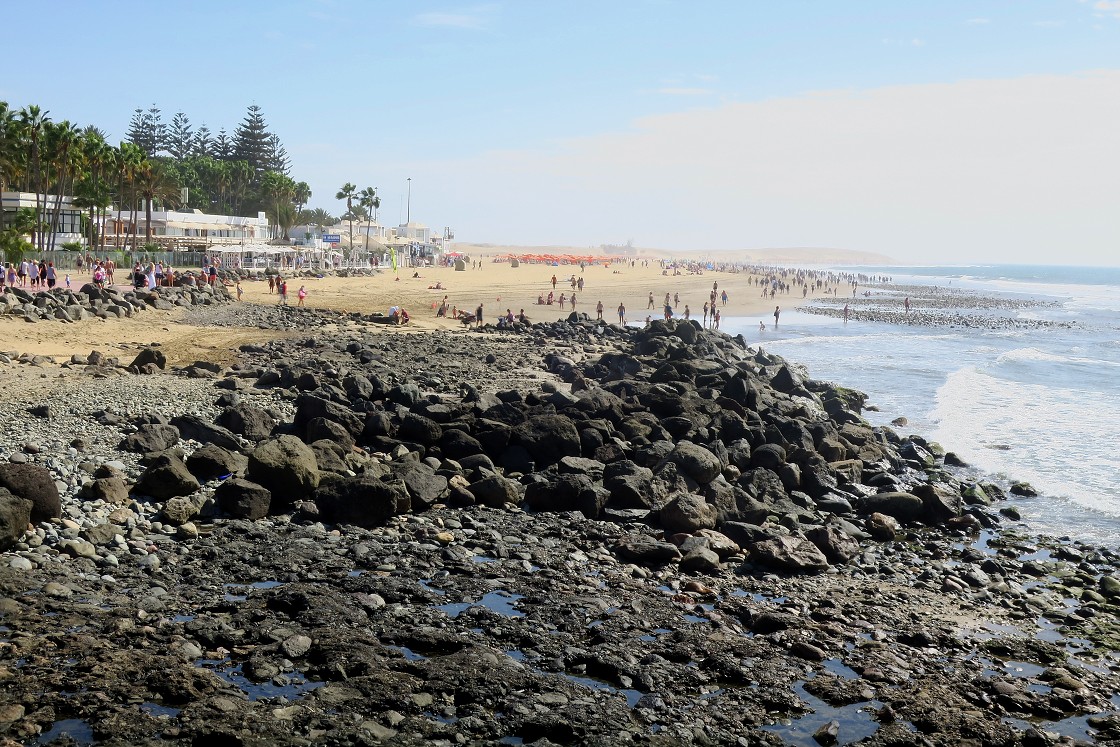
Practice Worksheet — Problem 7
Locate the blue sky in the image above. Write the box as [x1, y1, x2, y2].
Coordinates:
[4, 1, 1120, 264]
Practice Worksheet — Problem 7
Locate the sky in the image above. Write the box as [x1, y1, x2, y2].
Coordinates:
[3, 0, 1120, 265]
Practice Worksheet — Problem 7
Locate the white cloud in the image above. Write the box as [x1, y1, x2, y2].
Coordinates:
[420, 71, 1120, 266]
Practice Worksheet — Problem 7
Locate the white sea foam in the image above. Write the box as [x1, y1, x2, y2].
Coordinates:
[931, 365, 1120, 539]
[995, 347, 1120, 368]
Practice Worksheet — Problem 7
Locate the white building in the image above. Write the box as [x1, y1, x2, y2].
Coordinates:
[0, 191, 84, 247]
[103, 208, 272, 247]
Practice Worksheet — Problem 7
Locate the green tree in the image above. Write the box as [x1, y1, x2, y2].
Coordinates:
[232, 104, 273, 180]
[293, 181, 311, 215]
[359, 186, 380, 251]
[167, 111, 194, 162]
[261, 170, 296, 239]
[212, 128, 233, 160]
[336, 182, 357, 259]
[18, 105, 50, 252]
[299, 207, 335, 228]
[135, 160, 181, 243]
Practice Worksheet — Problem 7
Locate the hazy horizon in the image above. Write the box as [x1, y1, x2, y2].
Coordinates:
[3, 1, 1119, 267]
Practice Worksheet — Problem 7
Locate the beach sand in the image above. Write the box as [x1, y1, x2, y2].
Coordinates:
[2, 260, 780, 366]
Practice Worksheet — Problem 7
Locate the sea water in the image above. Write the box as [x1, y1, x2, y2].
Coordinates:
[725, 265, 1120, 547]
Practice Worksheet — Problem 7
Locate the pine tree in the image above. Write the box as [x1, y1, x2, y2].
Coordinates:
[232, 104, 272, 179]
[167, 112, 194, 162]
[193, 125, 212, 157]
[124, 105, 167, 157]
[212, 128, 233, 160]
[265, 133, 291, 175]
[146, 105, 167, 156]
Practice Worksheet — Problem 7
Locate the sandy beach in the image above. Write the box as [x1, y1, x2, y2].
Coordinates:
[1, 258, 782, 366]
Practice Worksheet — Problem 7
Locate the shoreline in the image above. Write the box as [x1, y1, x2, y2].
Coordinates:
[2, 270, 1120, 744]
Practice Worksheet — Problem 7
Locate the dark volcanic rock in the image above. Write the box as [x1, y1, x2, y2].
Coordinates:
[248, 435, 321, 506]
[134, 454, 200, 501]
[0, 488, 32, 550]
[525, 474, 607, 518]
[0, 463, 62, 522]
[120, 423, 180, 454]
[215, 478, 272, 520]
[129, 346, 167, 370]
[514, 414, 581, 466]
[216, 403, 277, 441]
[750, 534, 830, 573]
[171, 414, 243, 452]
[314, 474, 411, 527]
[669, 441, 722, 483]
[186, 444, 249, 481]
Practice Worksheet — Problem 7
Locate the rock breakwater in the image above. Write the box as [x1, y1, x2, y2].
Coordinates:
[1, 316, 1120, 745]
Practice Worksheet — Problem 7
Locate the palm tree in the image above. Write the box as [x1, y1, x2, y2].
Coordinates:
[44, 120, 82, 251]
[359, 186, 380, 254]
[294, 181, 311, 215]
[261, 171, 296, 239]
[299, 207, 335, 228]
[135, 160, 181, 244]
[0, 102, 24, 206]
[336, 182, 357, 262]
[113, 142, 144, 250]
[18, 105, 49, 251]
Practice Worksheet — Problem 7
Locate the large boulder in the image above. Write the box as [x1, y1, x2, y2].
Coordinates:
[171, 415, 243, 452]
[77, 476, 131, 505]
[524, 474, 607, 519]
[186, 444, 249, 481]
[750, 535, 830, 573]
[614, 534, 682, 565]
[660, 493, 718, 534]
[216, 404, 276, 442]
[120, 423, 180, 454]
[313, 474, 410, 527]
[133, 454, 200, 501]
[0, 463, 61, 522]
[514, 415, 581, 467]
[669, 441, 722, 484]
[129, 347, 166, 370]
[248, 436, 320, 507]
[859, 491, 924, 522]
[294, 394, 364, 439]
[215, 478, 272, 520]
[398, 413, 443, 445]
[603, 461, 655, 508]
[398, 464, 449, 510]
[0, 488, 32, 550]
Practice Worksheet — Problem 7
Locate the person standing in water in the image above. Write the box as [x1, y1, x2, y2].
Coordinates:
[773, 305, 780, 327]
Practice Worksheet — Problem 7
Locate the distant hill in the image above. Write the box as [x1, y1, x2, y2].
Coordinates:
[453, 242, 896, 267]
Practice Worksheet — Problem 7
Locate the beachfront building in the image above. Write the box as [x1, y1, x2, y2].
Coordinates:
[0, 190, 84, 248]
[102, 208, 272, 249]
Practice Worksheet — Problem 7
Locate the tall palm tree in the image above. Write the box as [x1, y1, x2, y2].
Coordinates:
[135, 160, 181, 245]
[44, 120, 83, 251]
[113, 142, 144, 250]
[359, 186, 380, 253]
[18, 105, 49, 251]
[0, 103, 24, 231]
[261, 171, 295, 240]
[336, 182, 357, 261]
[294, 181, 311, 215]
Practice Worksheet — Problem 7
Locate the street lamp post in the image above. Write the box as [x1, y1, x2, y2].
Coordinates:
[406, 177, 411, 224]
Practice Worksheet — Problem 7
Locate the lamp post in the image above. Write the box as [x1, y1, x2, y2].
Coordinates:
[406, 177, 411, 224]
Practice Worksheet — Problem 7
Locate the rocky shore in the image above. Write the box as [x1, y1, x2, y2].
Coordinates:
[2, 312, 1119, 746]
[0, 277, 232, 324]
[797, 284, 1075, 331]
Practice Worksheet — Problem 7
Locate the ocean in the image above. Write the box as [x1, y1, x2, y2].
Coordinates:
[725, 264, 1120, 547]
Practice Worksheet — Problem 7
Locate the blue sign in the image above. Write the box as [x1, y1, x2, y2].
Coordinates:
[322, 234, 341, 243]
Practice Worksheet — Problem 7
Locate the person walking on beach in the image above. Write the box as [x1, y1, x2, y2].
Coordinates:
[559, 293, 566, 310]
[570, 293, 576, 309]
[551, 274, 557, 290]
[648, 292, 655, 309]
[713, 309, 720, 329]
[618, 302, 626, 325]
[904, 297, 910, 313]
[843, 303, 849, 321]
[596, 300, 604, 320]
[702, 301, 709, 327]
[673, 292, 679, 308]
[475, 302, 484, 329]
[773, 305, 780, 327]
[236, 281, 243, 301]
[297, 285, 307, 306]
[278, 278, 288, 305]
[268, 275, 275, 294]
[683, 304, 690, 320]
[721, 290, 728, 306]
